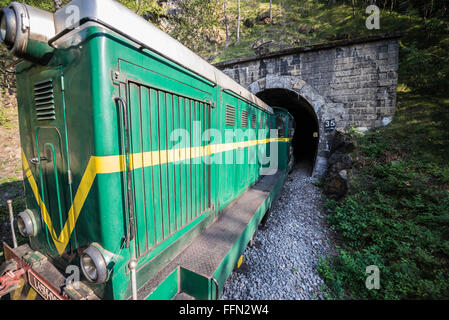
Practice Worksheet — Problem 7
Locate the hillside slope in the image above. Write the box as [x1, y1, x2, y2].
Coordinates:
[318, 91, 449, 299]
[207, 0, 406, 62]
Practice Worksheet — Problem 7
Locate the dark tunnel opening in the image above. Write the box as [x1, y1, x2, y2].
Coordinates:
[257, 88, 319, 174]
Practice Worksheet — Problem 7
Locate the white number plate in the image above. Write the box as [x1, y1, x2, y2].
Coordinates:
[28, 270, 64, 300]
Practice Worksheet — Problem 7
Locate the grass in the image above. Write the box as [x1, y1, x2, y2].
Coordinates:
[318, 92, 449, 299]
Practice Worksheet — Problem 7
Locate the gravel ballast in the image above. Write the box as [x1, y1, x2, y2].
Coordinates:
[221, 165, 334, 300]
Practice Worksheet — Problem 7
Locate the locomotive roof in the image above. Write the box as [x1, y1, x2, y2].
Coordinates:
[52, 0, 273, 113]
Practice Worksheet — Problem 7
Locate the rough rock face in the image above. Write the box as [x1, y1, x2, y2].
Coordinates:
[251, 39, 275, 55]
[251, 39, 292, 56]
[323, 130, 358, 199]
[256, 11, 271, 24]
[244, 18, 255, 28]
[152, 0, 184, 33]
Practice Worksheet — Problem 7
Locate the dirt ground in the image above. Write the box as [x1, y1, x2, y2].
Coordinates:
[0, 96, 25, 261]
[0, 106, 22, 182]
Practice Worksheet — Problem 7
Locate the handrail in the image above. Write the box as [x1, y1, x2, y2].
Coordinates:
[211, 277, 220, 300]
[114, 97, 135, 248]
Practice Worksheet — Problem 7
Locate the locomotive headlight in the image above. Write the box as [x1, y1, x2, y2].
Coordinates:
[80, 243, 109, 284]
[17, 209, 38, 237]
[0, 17, 5, 41]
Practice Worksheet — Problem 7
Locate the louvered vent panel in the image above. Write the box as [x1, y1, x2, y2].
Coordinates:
[225, 105, 235, 126]
[252, 114, 257, 129]
[34, 79, 55, 121]
[241, 110, 248, 127]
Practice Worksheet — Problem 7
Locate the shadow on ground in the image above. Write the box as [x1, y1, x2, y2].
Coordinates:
[0, 180, 25, 263]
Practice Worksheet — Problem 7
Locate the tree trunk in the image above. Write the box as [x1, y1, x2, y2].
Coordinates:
[279, 0, 286, 26]
[53, 0, 62, 10]
[236, 0, 240, 44]
[135, 0, 142, 15]
[224, 0, 230, 48]
[270, 0, 272, 23]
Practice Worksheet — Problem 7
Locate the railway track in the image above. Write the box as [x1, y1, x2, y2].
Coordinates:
[222, 164, 335, 300]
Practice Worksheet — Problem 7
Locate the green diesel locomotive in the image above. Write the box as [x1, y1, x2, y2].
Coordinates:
[0, 0, 295, 300]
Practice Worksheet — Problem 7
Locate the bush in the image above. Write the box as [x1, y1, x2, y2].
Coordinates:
[319, 93, 449, 299]
[399, 19, 449, 94]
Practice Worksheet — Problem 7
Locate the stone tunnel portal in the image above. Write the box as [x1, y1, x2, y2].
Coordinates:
[257, 88, 319, 174]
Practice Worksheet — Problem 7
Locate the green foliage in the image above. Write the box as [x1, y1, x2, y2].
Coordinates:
[399, 19, 449, 94]
[319, 93, 449, 299]
[169, 0, 223, 53]
[117, 0, 163, 16]
[334, 1, 449, 20]
[212, 0, 449, 93]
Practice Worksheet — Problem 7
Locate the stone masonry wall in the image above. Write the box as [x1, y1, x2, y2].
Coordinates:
[215, 34, 400, 177]
[216, 35, 400, 130]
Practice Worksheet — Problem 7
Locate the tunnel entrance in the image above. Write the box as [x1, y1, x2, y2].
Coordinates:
[256, 88, 319, 174]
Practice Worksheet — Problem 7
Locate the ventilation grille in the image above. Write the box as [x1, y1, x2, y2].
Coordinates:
[34, 79, 55, 121]
[260, 116, 264, 129]
[225, 105, 235, 126]
[241, 110, 248, 127]
[252, 114, 257, 129]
